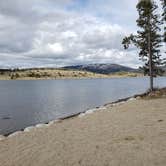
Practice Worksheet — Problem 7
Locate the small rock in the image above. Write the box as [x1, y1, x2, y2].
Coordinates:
[78, 113, 86, 118]
[24, 126, 34, 132]
[48, 121, 55, 126]
[128, 97, 136, 101]
[98, 106, 107, 110]
[120, 101, 126, 104]
[86, 109, 97, 114]
[0, 135, 5, 141]
[114, 101, 125, 106]
[8, 131, 22, 138]
[36, 123, 48, 128]
[111, 103, 117, 106]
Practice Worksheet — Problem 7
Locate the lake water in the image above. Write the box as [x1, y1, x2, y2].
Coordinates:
[0, 77, 166, 135]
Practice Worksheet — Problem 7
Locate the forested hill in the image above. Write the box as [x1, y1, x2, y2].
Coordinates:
[62, 64, 139, 74]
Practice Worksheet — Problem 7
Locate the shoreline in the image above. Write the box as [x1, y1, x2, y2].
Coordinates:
[0, 74, 143, 80]
[0, 93, 142, 138]
[0, 87, 165, 138]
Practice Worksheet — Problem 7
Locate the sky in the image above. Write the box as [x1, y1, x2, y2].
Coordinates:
[0, 0, 164, 68]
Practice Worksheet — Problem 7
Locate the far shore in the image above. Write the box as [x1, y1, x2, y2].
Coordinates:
[0, 75, 143, 80]
[0, 89, 166, 166]
[0, 68, 143, 80]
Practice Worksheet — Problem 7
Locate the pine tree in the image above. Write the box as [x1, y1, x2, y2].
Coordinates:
[160, 0, 166, 42]
[122, 0, 164, 91]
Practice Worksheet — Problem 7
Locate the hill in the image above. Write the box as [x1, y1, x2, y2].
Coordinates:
[0, 68, 109, 80]
[0, 64, 143, 80]
[62, 64, 138, 74]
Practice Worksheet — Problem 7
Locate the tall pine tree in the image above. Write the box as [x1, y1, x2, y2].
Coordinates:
[122, 0, 163, 91]
[160, 0, 166, 42]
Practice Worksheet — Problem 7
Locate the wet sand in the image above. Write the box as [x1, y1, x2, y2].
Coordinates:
[0, 98, 166, 166]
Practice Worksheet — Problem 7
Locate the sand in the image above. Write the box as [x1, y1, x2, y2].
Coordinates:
[0, 98, 166, 166]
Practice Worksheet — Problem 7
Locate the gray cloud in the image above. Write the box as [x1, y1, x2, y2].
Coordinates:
[0, 0, 163, 69]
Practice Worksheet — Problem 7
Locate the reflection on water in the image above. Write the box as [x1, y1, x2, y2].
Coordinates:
[0, 77, 166, 135]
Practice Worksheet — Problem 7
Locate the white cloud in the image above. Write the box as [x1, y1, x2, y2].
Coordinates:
[0, 0, 163, 69]
[48, 43, 64, 54]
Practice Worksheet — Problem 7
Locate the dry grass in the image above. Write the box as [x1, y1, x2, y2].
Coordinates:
[0, 69, 142, 80]
[0, 69, 108, 80]
[138, 88, 166, 99]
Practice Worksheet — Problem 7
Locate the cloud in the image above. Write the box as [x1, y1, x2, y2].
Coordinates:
[24, 14, 137, 66]
[0, 0, 163, 69]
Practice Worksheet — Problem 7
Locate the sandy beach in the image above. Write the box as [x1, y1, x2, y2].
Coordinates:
[0, 97, 166, 166]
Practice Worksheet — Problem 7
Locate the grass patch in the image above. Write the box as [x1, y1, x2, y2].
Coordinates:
[139, 87, 166, 99]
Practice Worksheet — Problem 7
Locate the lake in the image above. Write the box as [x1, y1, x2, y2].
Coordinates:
[0, 77, 166, 135]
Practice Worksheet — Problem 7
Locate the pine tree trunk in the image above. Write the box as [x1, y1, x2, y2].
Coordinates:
[148, 46, 153, 91]
[148, 28, 153, 91]
[148, 13, 154, 91]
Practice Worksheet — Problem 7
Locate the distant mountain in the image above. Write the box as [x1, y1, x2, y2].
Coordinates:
[61, 64, 138, 74]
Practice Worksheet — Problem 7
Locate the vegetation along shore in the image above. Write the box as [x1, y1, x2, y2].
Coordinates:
[0, 67, 143, 80]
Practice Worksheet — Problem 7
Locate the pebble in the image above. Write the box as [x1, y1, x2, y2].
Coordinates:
[78, 113, 86, 118]
[48, 120, 59, 126]
[8, 131, 22, 138]
[0, 135, 5, 141]
[35, 124, 48, 128]
[24, 126, 34, 132]
[85, 109, 97, 114]
[128, 97, 136, 101]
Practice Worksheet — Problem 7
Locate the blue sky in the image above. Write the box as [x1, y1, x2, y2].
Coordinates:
[67, 0, 138, 29]
[68, 0, 89, 9]
[0, 0, 164, 68]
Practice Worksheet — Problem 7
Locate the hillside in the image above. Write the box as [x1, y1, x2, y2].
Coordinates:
[0, 68, 109, 80]
[62, 64, 138, 74]
[0, 66, 141, 80]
